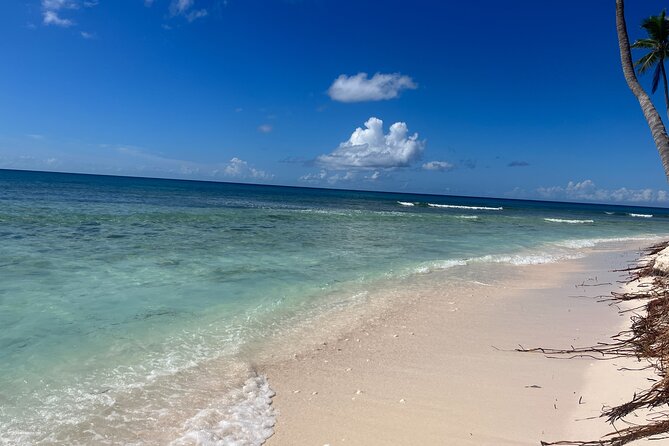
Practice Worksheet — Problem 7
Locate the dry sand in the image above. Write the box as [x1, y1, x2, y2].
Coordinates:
[262, 244, 663, 445]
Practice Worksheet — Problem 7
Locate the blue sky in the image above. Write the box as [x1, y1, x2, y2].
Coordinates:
[2, 0, 669, 205]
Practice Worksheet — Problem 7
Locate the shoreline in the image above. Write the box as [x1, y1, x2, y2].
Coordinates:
[261, 241, 656, 445]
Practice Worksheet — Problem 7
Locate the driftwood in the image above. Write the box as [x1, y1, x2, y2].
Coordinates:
[519, 241, 669, 445]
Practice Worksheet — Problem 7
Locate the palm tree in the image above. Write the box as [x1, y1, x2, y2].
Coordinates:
[632, 11, 669, 119]
[616, 0, 669, 182]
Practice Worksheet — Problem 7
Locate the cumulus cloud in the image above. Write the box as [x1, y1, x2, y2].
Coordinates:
[317, 117, 424, 169]
[537, 179, 669, 204]
[220, 157, 273, 180]
[422, 161, 454, 172]
[328, 72, 417, 103]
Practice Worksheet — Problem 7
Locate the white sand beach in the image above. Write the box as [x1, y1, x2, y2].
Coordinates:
[264, 243, 657, 445]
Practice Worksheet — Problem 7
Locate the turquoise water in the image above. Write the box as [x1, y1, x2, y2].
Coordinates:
[1, 169, 668, 444]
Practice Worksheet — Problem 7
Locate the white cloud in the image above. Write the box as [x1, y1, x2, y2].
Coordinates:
[300, 170, 357, 185]
[220, 157, 273, 180]
[42, 0, 78, 10]
[170, 0, 194, 14]
[299, 170, 328, 182]
[169, 0, 207, 21]
[41, 0, 96, 28]
[258, 124, 273, 134]
[422, 161, 453, 171]
[186, 9, 208, 21]
[317, 117, 424, 169]
[80, 31, 95, 39]
[328, 72, 417, 103]
[43, 10, 74, 27]
[536, 179, 669, 204]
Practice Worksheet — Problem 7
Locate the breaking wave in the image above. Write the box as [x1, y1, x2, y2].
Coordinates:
[544, 218, 594, 224]
[427, 203, 503, 211]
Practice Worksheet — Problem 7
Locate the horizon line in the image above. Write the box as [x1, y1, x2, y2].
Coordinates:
[2, 167, 668, 211]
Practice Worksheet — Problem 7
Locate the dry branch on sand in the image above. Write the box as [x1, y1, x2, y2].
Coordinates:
[520, 241, 669, 446]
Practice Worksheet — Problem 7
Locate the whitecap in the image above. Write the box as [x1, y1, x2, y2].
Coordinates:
[455, 215, 479, 220]
[427, 203, 503, 211]
[397, 201, 415, 207]
[544, 218, 594, 224]
[628, 213, 653, 218]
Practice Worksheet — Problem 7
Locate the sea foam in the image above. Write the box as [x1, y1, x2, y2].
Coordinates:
[629, 213, 653, 218]
[172, 375, 276, 446]
[397, 201, 415, 206]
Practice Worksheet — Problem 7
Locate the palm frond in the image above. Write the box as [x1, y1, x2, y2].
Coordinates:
[652, 63, 662, 93]
[641, 11, 669, 41]
[636, 51, 661, 75]
[632, 38, 660, 49]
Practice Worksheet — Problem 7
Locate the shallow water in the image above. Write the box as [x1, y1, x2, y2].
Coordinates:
[1, 169, 668, 444]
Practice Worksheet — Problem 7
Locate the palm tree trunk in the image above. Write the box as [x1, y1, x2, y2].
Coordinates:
[617, 0, 669, 182]
[661, 61, 669, 121]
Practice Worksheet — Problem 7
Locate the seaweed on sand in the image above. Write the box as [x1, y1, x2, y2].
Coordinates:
[519, 241, 669, 445]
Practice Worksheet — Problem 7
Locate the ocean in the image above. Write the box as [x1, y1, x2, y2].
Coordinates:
[1, 169, 668, 445]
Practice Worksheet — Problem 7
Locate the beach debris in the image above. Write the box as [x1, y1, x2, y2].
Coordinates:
[393, 334, 399, 338]
[355, 389, 363, 394]
[293, 390, 300, 394]
[312, 391, 318, 395]
[345, 367, 351, 372]
[525, 385, 542, 389]
[399, 398, 406, 403]
[520, 241, 669, 446]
